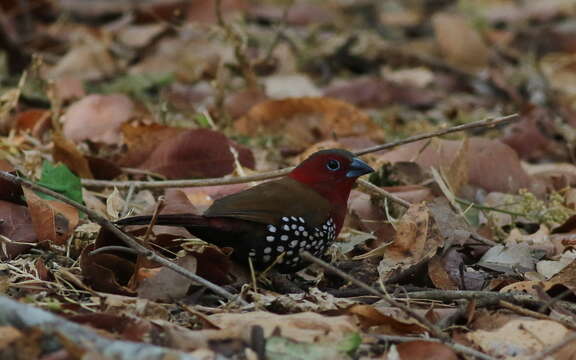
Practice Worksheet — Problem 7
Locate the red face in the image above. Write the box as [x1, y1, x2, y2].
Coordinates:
[289, 149, 374, 204]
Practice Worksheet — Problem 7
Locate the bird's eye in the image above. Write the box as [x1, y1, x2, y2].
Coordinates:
[326, 159, 341, 171]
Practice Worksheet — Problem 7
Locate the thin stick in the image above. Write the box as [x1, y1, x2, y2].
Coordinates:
[358, 179, 411, 208]
[354, 113, 519, 155]
[372, 335, 497, 360]
[399, 289, 576, 313]
[0, 170, 247, 306]
[81, 114, 519, 189]
[81, 168, 291, 189]
[142, 196, 165, 243]
[499, 301, 576, 331]
[300, 251, 449, 341]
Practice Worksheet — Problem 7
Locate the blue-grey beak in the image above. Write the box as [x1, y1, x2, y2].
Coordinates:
[346, 157, 374, 178]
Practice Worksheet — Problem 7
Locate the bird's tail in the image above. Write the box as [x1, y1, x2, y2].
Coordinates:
[116, 214, 207, 227]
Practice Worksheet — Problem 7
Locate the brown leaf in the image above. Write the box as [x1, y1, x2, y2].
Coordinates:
[235, 97, 385, 149]
[187, 0, 249, 24]
[188, 246, 234, 285]
[428, 255, 458, 290]
[502, 106, 562, 161]
[119, 122, 185, 168]
[0, 201, 37, 259]
[432, 12, 489, 72]
[0, 160, 23, 203]
[138, 129, 255, 179]
[208, 311, 357, 343]
[86, 156, 123, 180]
[137, 255, 198, 301]
[377, 138, 534, 194]
[224, 88, 268, 120]
[324, 78, 439, 109]
[51, 76, 85, 102]
[381, 203, 432, 261]
[348, 305, 427, 335]
[63, 94, 135, 144]
[48, 35, 117, 81]
[52, 132, 94, 178]
[23, 188, 79, 246]
[394, 340, 458, 360]
[79, 244, 136, 296]
[12, 109, 51, 137]
[376, 203, 442, 282]
[466, 319, 568, 358]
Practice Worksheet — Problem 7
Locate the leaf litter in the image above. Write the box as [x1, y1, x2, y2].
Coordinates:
[2, 0, 576, 359]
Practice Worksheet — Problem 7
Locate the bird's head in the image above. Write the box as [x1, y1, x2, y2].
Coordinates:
[289, 149, 374, 204]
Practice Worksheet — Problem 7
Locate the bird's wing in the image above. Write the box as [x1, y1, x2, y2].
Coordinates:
[204, 177, 331, 228]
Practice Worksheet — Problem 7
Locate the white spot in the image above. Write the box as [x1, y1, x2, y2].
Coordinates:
[291, 216, 298, 221]
[298, 217, 305, 223]
[323, 225, 328, 230]
[282, 217, 289, 222]
[268, 225, 277, 233]
[283, 225, 290, 231]
[311, 240, 317, 246]
[249, 250, 256, 256]
[303, 231, 308, 237]
[287, 250, 294, 256]
[294, 256, 300, 262]
[281, 235, 289, 241]
[264, 247, 272, 254]
[263, 255, 271, 262]
[298, 226, 305, 231]
[294, 231, 300, 236]
[290, 240, 298, 248]
[266, 236, 275, 242]
[291, 224, 297, 230]
[277, 246, 285, 252]
[300, 241, 307, 247]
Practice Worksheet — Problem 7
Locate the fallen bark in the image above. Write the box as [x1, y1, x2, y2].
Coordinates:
[0, 296, 225, 360]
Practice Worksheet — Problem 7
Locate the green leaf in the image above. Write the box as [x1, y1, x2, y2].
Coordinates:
[266, 333, 361, 360]
[193, 113, 211, 128]
[38, 161, 83, 205]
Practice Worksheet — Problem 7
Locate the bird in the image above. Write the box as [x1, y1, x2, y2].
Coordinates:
[116, 149, 374, 273]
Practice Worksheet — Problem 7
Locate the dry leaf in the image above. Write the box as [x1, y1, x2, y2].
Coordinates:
[235, 97, 385, 149]
[466, 319, 568, 359]
[23, 188, 79, 246]
[52, 132, 93, 178]
[63, 94, 135, 145]
[432, 12, 489, 72]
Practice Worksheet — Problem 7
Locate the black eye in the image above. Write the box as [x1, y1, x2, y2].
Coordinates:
[326, 159, 341, 171]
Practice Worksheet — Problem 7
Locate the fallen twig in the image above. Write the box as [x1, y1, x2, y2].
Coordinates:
[0, 170, 248, 307]
[300, 251, 449, 341]
[357, 179, 411, 208]
[401, 289, 576, 313]
[0, 295, 215, 360]
[81, 114, 519, 189]
[499, 300, 576, 331]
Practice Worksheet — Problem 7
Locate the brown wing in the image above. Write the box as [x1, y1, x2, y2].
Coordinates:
[204, 177, 331, 228]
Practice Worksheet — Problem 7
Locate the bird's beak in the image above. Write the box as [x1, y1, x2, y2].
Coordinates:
[346, 157, 374, 178]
